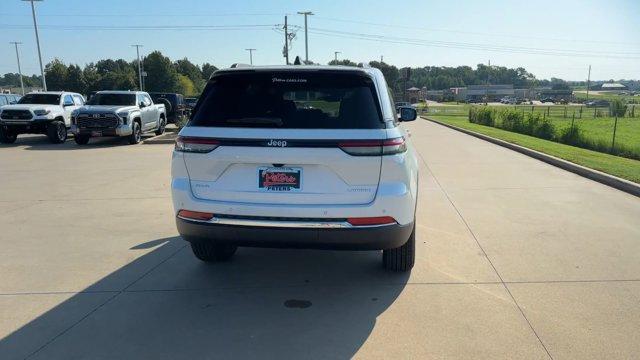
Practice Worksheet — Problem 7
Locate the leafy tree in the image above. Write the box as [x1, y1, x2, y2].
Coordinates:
[143, 51, 180, 92]
[65, 64, 86, 93]
[177, 74, 195, 96]
[44, 59, 68, 91]
[369, 61, 400, 90]
[328, 59, 358, 66]
[174, 58, 204, 92]
[550, 77, 570, 90]
[201, 63, 218, 80]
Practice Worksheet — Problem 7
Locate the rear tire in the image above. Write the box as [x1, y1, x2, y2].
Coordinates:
[0, 128, 17, 144]
[47, 120, 67, 144]
[154, 117, 166, 136]
[128, 121, 141, 144]
[74, 134, 90, 145]
[383, 224, 415, 272]
[190, 242, 237, 262]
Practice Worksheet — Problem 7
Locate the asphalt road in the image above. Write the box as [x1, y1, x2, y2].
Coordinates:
[0, 121, 639, 359]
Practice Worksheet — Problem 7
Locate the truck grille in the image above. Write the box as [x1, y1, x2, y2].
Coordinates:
[77, 114, 119, 129]
[1, 109, 32, 121]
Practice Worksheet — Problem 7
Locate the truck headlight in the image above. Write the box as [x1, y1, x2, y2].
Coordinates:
[117, 111, 129, 124]
[34, 109, 51, 116]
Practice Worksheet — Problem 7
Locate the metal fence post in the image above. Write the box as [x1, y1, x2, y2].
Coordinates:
[547, 106, 550, 117]
[579, 106, 583, 119]
[594, 107, 597, 118]
[564, 106, 567, 118]
[611, 116, 618, 153]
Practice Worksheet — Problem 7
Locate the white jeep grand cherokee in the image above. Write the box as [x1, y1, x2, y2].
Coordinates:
[171, 65, 419, 271]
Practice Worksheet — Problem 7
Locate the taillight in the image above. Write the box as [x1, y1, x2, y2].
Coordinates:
[175, 136, 219, 153]
[347, 216, 397, 226]
[177, 210, 215, 221]
[339, 137, 406, 156]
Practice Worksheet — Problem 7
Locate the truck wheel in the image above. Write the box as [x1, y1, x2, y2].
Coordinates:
[128, 121, 141, 144]
[0, 128, 17, 144]
[383, 224, 415, 272]
[74, 134, 90, 145]
[47, 121, 67, 144]
[190, 242, 237, 262]
[154, 117, 166, 136]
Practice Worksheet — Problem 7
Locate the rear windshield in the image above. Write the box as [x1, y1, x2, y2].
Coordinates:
[87, 93, 136, 106]
[18, 94, 60, 105]
[190, 71, 383, 129]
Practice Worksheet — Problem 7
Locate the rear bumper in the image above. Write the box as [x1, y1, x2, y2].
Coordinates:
[176, 216, 413, 250]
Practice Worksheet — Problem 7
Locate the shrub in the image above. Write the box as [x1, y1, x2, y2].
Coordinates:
[610, 98, 628, 117]
[469, 106, 495, 126]
[558, 123, 585, 146]
[525, 112, 555, 140]
[499, 109, 525, 132]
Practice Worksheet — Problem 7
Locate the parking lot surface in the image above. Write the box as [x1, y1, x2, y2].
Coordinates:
[1, 121, 639, 359]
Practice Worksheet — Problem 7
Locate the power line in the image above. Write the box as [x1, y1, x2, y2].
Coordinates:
[0, 24, 277, 31]
[306, 27, 640, 60]
[314, 16, 640, 47]
[0, 12, 284, 17]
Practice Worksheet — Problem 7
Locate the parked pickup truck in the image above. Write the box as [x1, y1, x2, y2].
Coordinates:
[71, 91, 166, 145]
[0, 91, 84, 144]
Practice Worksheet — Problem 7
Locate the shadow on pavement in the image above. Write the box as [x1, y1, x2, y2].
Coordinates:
[0, 236, 409, 359]
[0, 134, 158, 151]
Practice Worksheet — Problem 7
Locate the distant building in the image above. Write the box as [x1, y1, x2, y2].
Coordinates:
[600, 83, 627, 91]
[405, 87, 422, 103]
[466, 84, 514, 102]
[537, 89, 573, 101]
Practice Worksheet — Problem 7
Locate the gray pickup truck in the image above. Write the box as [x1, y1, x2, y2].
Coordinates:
[71, 90, 166, 145]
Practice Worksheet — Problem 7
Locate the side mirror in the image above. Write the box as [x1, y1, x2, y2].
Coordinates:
[63, 101, 74, 107]
[398, 106, 417, 122]
[139, 102, 146, 108]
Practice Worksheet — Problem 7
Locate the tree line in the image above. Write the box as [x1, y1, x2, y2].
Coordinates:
[2, 54, 636, 96]
[0, 51, 217, 97]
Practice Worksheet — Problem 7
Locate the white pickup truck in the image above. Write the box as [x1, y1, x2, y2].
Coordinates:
[71, 91, 167, 145]
[0, 91, 85, 144]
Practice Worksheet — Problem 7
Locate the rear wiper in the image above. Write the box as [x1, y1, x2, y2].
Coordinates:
[226, 117, 283, 127]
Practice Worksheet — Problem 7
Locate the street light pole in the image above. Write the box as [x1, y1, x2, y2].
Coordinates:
[297, 11, 313, 63]
[10, 42, 25, 95]
[245, 48, 256, 65]
[334, 51, 341, 62]
[23, 0, 46, 91]
[131, 45, 143, 91]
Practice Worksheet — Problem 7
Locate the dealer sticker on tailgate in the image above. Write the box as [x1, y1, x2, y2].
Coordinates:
[258, 167, 302, 192]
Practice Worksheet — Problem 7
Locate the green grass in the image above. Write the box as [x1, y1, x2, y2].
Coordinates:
[573, 91, 640, 104]
[422, 105, 640, 159]
[427, 115, 640, 184]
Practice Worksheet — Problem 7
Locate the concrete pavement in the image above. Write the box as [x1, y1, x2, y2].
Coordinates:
[0, 123, 638, 359]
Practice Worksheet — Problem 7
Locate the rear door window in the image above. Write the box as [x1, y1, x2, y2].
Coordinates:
[191, 71, 383, 129]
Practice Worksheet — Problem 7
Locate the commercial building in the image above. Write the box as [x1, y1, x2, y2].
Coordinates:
[466, 84, 514, 102]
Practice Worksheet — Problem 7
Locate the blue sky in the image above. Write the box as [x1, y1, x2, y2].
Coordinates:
[1, 0, 639, 80]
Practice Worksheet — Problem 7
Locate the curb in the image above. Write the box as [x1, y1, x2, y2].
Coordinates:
[423, 116, 640, 198]
[143, 132, 178, 145]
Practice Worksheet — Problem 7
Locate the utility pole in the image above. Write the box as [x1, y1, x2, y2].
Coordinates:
[334, 51, 341, 62]
[10, 42, 25, 95]
[297, 11, 314, 63]
[586, 65, 591, 102]
[245, 48, 256, 65]
[131, 45, 143, 91]
[380, 55, 383, 63]
[23, 0, 46, 91]
[284, 15, 289, 65]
